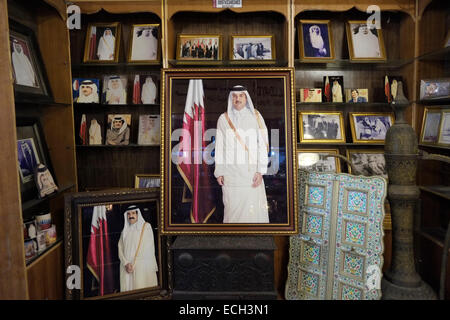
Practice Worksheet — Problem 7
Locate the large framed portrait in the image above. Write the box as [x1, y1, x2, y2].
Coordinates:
[176, 34, 222, 62]
[347, 149, 388, 180]
[135, 174, 161, 188]
[298, 111, 345, 143]
[161, 68, 297, 234]
[64, 189, 168, 300]
[420, 108, 442, 145]
[127, 24, 160, 64]
[349, 112, 394, 143]
[16, 117, 56, 203]
[346, 21, 386, 61]
[230, 35, 275, 62]
[297, 149, 341, 173]
[438, 110, 450, 145]
[83, 23, 121, 63]
[9, 20, 52, 103]
[298, 19, 334, 62]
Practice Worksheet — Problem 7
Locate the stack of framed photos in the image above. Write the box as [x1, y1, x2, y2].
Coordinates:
[420, 107, 450, 146]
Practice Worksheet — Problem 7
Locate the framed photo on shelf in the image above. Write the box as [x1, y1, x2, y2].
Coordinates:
[128, 24, 160, 63]
[176, 34, 222, 62]
[79, 113, 104, 146]
[419, 78, 450, 101]
[161, 68, 297, 234]
[297, 149, 341, 173]
[298, 19, 334, 62]
[384, 76, 403, 103]
[438, 110, 450, 145]
[346, 149, 388, 180]
[16, 117, 56, 203]
[229, 35, 275, 62]
[349, 112, 394, 143]
[135, 174, 161, 188]
[138, 115, 160, 145]
[106, 114, 131, 146]
[298, 111, 345, 143]
[132, 74, 159, 105]
[299, 88, 322, 103]
[345, 88, 368, 103]
[346, 20, 387, 61]
[72, 78, 100, 104]
[83, 22, 121, 63]
[9, 20, 52, 103]
[102, 75, 128, 105]
[420, 108, 442, 145]
[323, 76, 344, 103]
[64, 189, 168, 300]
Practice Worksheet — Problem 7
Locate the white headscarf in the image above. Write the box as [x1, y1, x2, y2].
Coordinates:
[121, 205, 146, 244]
[110, 115, 128, 135]
[227, 85, 256, 124]
[77, 80, 99, 103]
[106, 76, 126, 104]
[97, 28, 115, 60]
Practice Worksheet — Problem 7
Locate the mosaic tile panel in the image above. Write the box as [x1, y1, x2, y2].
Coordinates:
[347, 191, 368, 214]
[341, 284, 363, 300]
[299, 271, 319, 297]
[302, 242, 321, 266]
[342, 252, 364, 279]
[344, 221, 366, 246]
[307, 186, 325, 207]
[305, 214, 323, 236]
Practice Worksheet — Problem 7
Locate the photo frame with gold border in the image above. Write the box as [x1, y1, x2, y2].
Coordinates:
[298, 19, 335, 63]
[346, 149, 387, 180]
[420, 107, 442, 145]
[176, 34, 222, 64]
[349, 112, 394, 144]
[437, 110, 450, 146]
[297, 148, 341, 173]
[229, 35, 276, 64]
[345, 20, 387, 62]
[135, 174, 161, 188]
[127, 24, 161, 64]
[298, 111, 346, 143]
[83, 22, 121, 63]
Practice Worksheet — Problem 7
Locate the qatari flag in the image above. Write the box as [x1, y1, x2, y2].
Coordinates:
[86, 205, 114, 296]
[89, 26, 97, 60]
[177, 79, 216, 223]
[324, 76, 331, 102]
[133, 75, 141, 104]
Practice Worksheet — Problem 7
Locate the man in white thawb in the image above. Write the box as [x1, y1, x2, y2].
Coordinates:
[97, 28, 115, 60]
[130, 27, 157, 61]
[118, 205, 158, 292]
[352, 24, 381, 58]
[141, 76, 157, 104]
[214, 85, 269, 223]
[11, 40, 37, 87]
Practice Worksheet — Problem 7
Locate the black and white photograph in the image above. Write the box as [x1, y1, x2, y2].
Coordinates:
[438, 111, 450, 145]
[297, 149, 340, 173]
[346, 20, 386, 61]
[102, 75, 128, 105]
[350, 113, 394, 143]
[135, 174, 161, 188]
[298, 20, 334, 62]
[323, 76, 344, 103]
[72, 78, 100, 103]
[299, 112, 345, 143]
[177, 35, 221, 61]
[420, 108, 442, 144]
[420, 79, 450, 101]
[128, 24, 159, 63]
[84, 23, 121, 62]
[132, 74, 158, 105]
[230, 35, 274, 60]
[17, 138, 40, 183]
[347, 149, 388, 180]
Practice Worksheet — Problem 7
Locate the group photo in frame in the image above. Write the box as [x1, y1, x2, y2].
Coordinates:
[230, 35, 275, 62]
[64, 189, 167, 300]
[346, 20, 387, 61]
[161, 68, 297, 234]
[297, 149, 341, 173]
[346, 149, 388, 180]
[349, 112, 394, 143]
[176, 34, 221, 62]
[298, 19, 335, 62]
[84, 22, 121, 63]
[127, 24, 160, 63]
[420, 107, 442, 145]
[298, 111, 345, 143]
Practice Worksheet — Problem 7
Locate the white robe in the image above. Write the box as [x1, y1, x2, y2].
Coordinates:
[352, 30, 381, 58]
[214, 107, 269, 223]
[12, 50, 37, 87]
[118, 222, 158, 292]
[131, 31, 157, 60]
[332, 83, 343, 102]
[97, 34, 115, 60]
[141, 78, 157, 104]
[89, 120, 102, 145]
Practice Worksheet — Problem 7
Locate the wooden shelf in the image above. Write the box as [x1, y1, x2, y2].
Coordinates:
[298, 143, 385, 147]
[74, 103, 160, 108]
[419, 144, 450, 151]
[419, 185, 450, 201]
[415, 99, 450, 106]
[21, 184, 75, 212]
[25, 238, 63, 268]
[297, 102, 392, 108]
[294, 59, 412, 71]
[76, 144, 160, 148]
[418, 228, 450, 252]
[168, 59, 288, 67]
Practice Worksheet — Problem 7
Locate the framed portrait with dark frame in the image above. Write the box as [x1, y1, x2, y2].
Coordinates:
[298, 19, 335, 62]
[9, 20, 52, 103]
[16, 117, 57, 203]
[83, 22, 121, 63]
[161, 68, 298, 234]
[349, 112, 394, 143]
[64, 189, 169, 300]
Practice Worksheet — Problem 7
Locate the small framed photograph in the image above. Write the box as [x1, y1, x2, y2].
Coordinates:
[176, 34, 222, 61]
[299, 88, 322, 103]
[346, 21, 387, 61]
[35, 163, 58, 199]
[384, 76, 403, 103]
[64, 189, 168, 299]
[298, 19, 334, 62]
[297, 149, 341, 173]
[83, 22, 121, 63]
[9, 20, 52, 103]
[420, 79, 450, 101]
[102, 75, 128, 105]
[299, 111, 345, 143]
[132, 74, 159, 105]
[349, 112, 394, 143]
[138, 115, 160, 145]
[230, 35, 275, 62]
[420, 108, 442, 145]
[128, 24, 160, 63]
[345, 88, 369, 103]
[438, 110, 450, 145]
[323, 76, 344, 103]
[106, 114, 131, 146]
[79, 113, 105, 146]
[72, 78, 100, 103]
[135, 174, 161, 188]
[347, 149, 387, 180]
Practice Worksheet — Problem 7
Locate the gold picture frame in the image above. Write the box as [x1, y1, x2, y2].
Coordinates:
[437, 110, 450, 146]
[346, 20, 387, 62]
[229, 35, 276, 64]
[298, 111, 345, 143]
[135, 174, 161, 188]
[298, 19, 335, 63]
[176, 34, 222, 64]
[346, 149, 387, 180]
[420, 107, 442, 145]
[349, 112, 394, 144]
[83, 22, 121, 63]
[127, 24, 160, 64]
[297, 148, 341, 173]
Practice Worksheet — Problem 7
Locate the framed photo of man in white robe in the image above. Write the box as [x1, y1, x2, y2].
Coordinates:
[64, 189, 168, 300]
[161, 68, 298, 234]
[127, 24, 160, 64]
[83, 23, 121, 63]
[346, 20, 387, 61]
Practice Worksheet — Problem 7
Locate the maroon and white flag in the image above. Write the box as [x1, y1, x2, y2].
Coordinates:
[177, 79, 216, 223]
[133, 75, 141, 104]
[89, 26, 97, 60]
